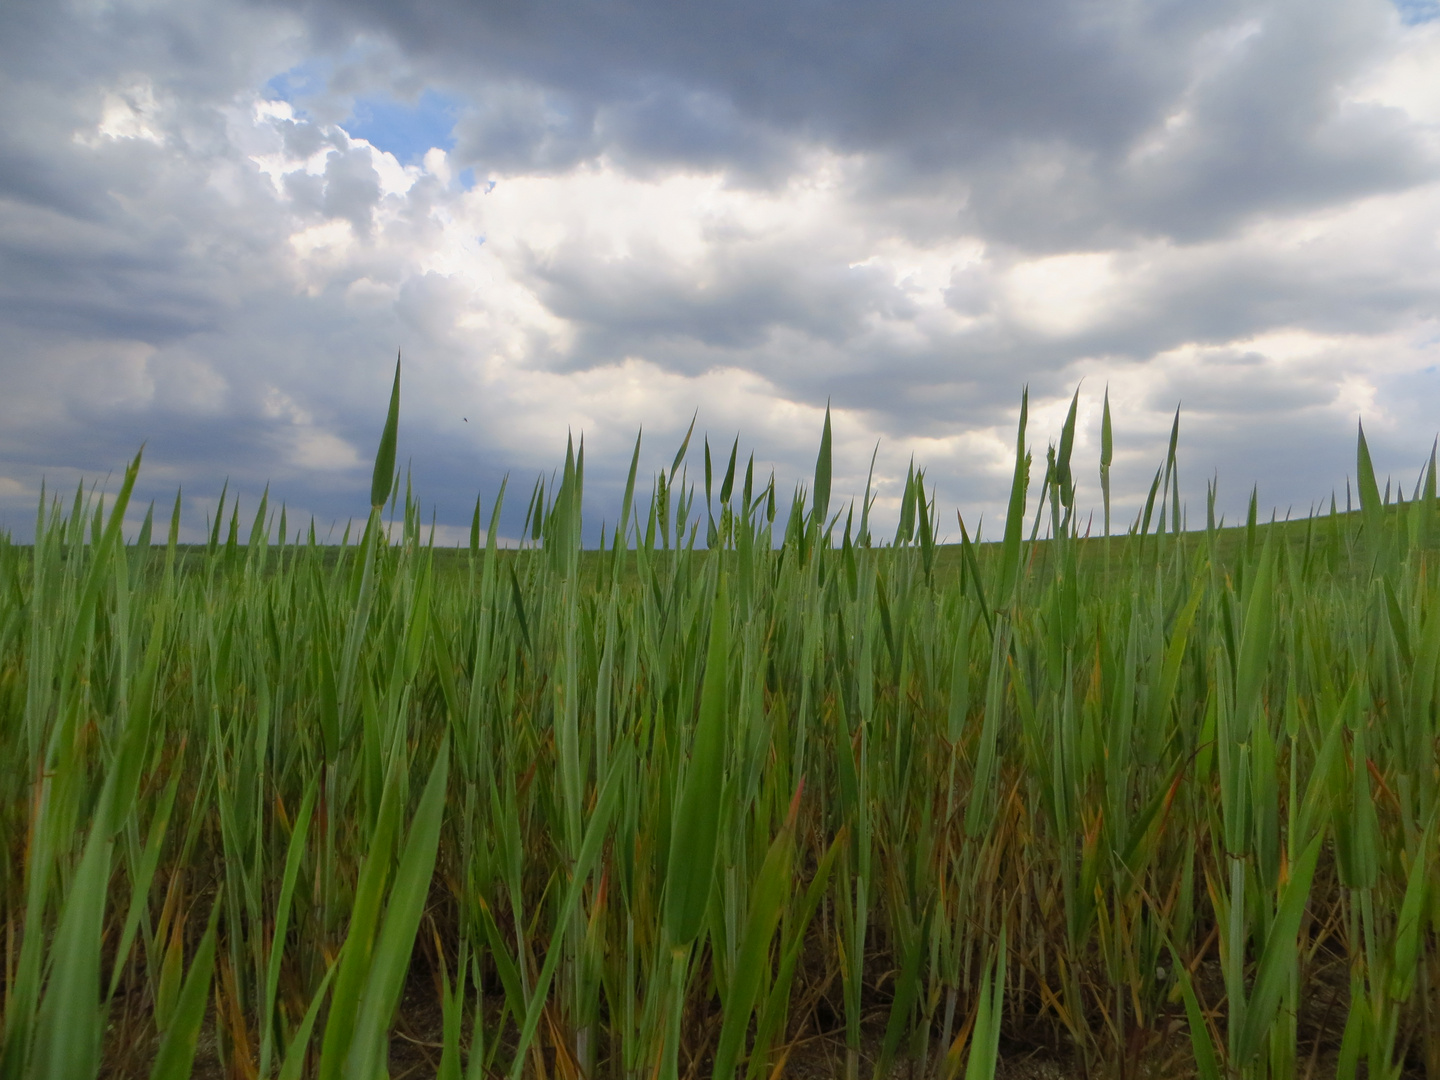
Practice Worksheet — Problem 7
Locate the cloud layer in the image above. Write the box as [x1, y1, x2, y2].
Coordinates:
[0, 0, 1437, 540]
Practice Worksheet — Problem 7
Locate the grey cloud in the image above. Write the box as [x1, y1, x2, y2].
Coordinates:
[451, 84, 601, 175]
[275, 0, 1197, 158]
[944, 267, 992, 317]
[489, 200, 1432, 427]
[1108, 0, 1435, 239]
[280, 116, 329, 160]
[1068, 249, 1436, 362]
[321, 146, 383, 235]
[395, 272, 475, 341]
[268, 0, 1437, 248]
[595, 85, 798, 181]
[526, 247, 897, 360]
[282, 170, 328, 215]
[1141, 350, 1338, 415]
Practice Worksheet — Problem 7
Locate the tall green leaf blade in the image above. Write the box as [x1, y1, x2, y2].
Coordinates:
[1235, 533, 1276, 721]
[877, 902, 931, 1080]
[278, 961, 339, 1080]
[670, 411, 697, 479]
[663, 574, 731, 947]
[1151, 577, 1205, 730]
[259, 778, 319, 1079]
[999, 389, 1030, 602]
[712, 806, 796, 1080]
[1237, 833, 1323, 1061]
[1168, 942, 1222, 1080]
[345, 742, 451, 1080]
[1055, 387, 1079, 511]
[1100, 386, 1113, 536]
[147, 903, 220, 1080]
[1356, 420, 1385, 548]
[508, 745, 631, 1080]
[371, 353, 401, 510]
[813, 403, 833, 531]
[317, 754, 406, 1080]
[31, 807, 114, 1080]
[747, 834, 842, 1080]
[107, 768, 183, 1002]
[720, 436, 739, 506]
[964, 928, 1006, 1080]
[1389, 816, 1432, 1002]
[619, 429, 643, 550]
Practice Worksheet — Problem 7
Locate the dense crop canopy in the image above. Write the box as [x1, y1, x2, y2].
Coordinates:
[1, 379, 1438, 1079]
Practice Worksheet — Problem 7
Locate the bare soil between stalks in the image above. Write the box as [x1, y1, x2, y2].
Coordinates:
[100, 951, 1426, 1080]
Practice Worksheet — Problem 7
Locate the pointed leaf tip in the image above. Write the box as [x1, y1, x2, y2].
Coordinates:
[813, 404, 833, 530]
[371, 354, 401, 510]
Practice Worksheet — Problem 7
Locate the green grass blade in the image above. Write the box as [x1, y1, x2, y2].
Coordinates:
[1237, 832, 1323, 1062]
[259, 777, 319, 1078]
[371, 353, 401, 510]
[748, 830, 843, 1080]
[712, 799, 797, 1080]
[345, 741, 451, 1080]
[147, 902, 220, 1080]
[663, 573, 731, 947]
[999, 388, 1030, 602]
[813, 403, 833, 531]
[508, 744, 631, 1080]
[1357, 420, 1385, 549]
[107, 767, 183, 1002]
[1056, 387, 1079, 514]
[619, 429, 643, 551]
[964, 927, 1006, 1080]
[31, 798, 115, 1080]
[956, 513, 994, 639]
[317, 753, 406, 1080]
[1151, 576, 1205, 730]
[1235, 532, 1276, 721]
[720, 436, 739, 506]
[1100, 387, 1112, 535]
[1167, 942, 1222, 1080]
[278, 961, 340, 1080]
[877, 901, 932, 1080]
[1388, 813, 1433, 1002]
[671, 411, 697, 480]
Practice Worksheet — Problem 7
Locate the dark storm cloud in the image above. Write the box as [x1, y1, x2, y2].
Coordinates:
[451, 85, 601, 175]
[269, 0, 1436, 247]
[595, 85, 799, 180]
[279, 0, 1204, 157]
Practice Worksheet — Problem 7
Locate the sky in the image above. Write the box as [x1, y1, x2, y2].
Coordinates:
[1, 0, 1438, 544]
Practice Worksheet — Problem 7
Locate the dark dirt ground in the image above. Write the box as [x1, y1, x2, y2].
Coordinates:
[101, 947, 1430, 1080]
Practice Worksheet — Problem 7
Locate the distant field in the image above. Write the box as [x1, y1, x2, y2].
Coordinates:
[160, 503, 1398, 581]
[2, 378, 1438, 1080]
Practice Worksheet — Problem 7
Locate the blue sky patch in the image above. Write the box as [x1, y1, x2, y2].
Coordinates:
[346, 89, 460, 165]
[264, 60, 330, 110]
[1394, 0, 1440, 23]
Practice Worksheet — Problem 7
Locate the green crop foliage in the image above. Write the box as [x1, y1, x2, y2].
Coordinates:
[1, 377, 1438, 1080]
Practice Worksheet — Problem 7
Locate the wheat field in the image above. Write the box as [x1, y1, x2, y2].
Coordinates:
[1, 367, 1438, 1080]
